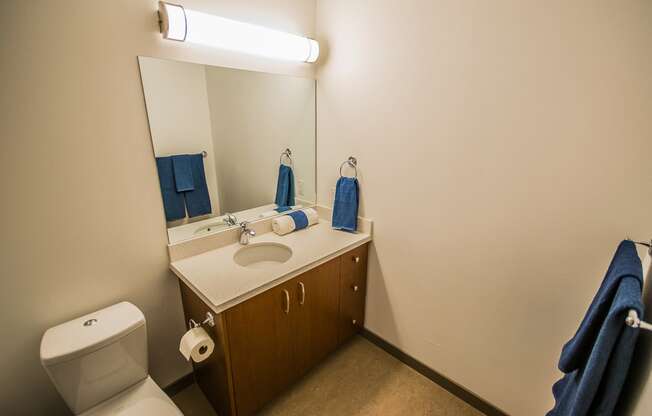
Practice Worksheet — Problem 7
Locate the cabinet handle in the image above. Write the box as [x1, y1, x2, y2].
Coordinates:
[298, 282, 306, 305]
[352, 319, 357, 325]
[352, 285, 359, 292]
[282, 289, 290, 314]
[353, 256, 360, 263]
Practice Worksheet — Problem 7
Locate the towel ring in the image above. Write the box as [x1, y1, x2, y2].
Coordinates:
[201, 151, 207, 158]
[339, 156, 358, 179]
[280, 148, 293, 166]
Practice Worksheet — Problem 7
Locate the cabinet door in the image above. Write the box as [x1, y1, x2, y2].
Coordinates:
[292, 257, 341, 378]
[226, 280, 295, 416]
[339, 244, 369, 343]
[179, 284, 235, 416]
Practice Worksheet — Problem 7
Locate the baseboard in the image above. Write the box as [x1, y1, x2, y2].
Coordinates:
[163, 372, 195, 397]
[361, 329, 509, 416]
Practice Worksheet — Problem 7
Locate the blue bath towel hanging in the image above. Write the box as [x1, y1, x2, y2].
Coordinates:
[155, 156, 186, 221]
[547, 240, 644, 416]
[183, 153, 212, 218]
[171, 154, 194, 192]
[275, 165, 295, 210]
[332, 176, 359, 232]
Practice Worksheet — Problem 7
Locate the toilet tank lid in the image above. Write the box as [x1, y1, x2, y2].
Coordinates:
[40, 302, 145, 366]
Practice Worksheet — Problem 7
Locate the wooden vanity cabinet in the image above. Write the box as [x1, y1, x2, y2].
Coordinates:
[226, 257, 342, 415]
[178, 243, 369, 416]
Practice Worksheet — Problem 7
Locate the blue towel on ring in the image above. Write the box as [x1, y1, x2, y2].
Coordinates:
[547, 240, 643, 416]
[275, 165, 295, 208]
[184, 153, 212, 218]
[332, 177, 358, 232]
[155, 157, 186, 221]
[171, 155, 194, 192]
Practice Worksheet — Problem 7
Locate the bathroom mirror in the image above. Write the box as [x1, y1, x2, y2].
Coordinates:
[138, 57, 316, 243]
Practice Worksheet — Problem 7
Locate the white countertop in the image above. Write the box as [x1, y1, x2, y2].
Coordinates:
[170, 221, 371, 314]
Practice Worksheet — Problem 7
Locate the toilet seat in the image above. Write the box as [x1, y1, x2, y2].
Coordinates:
[79, 376, 182, 416]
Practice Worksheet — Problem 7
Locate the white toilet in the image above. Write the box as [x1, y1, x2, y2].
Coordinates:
[40, 302, 183, 415]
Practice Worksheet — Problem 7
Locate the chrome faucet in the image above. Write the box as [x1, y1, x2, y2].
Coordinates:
[223, 213, 238, 226]
[239, 221, 256, 245]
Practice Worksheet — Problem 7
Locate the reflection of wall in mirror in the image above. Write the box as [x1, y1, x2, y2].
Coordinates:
[139, 57, 221, 220]
[205, 66, 316, 213]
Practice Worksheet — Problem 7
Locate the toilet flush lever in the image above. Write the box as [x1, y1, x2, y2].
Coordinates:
[189, 312, 215, 329]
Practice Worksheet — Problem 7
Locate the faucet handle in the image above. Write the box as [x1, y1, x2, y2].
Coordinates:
[224, 213, 238, 226]
[239, 221, 256, 244]
[240, 221, 256, 235]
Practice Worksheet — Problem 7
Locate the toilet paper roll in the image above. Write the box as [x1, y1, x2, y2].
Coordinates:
[179, 327, 214, 363]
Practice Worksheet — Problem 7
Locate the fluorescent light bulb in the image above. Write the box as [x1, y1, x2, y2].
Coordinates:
[158, 1, 319, 63]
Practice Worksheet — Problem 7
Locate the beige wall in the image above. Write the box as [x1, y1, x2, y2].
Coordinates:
[0, 0, 315, 414]
[139, 56, 221, 216]
[315, 1, 652, 414]
[205, 66, 316, 213]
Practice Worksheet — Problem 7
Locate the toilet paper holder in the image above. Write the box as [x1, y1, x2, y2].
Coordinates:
[188, 312, 215, 329]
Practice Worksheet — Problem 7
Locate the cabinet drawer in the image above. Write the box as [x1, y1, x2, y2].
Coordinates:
[339, 243, 369, 343]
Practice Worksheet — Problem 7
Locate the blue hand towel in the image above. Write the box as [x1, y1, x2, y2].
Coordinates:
[275, 205, 292, 213]
[171, 155, 194, 192]
[155, 157, 186, 221]
[184, 153, 212, 218]
[547, 241, 644, 416]
[332, 177, 359, 232]
[288, 210, 309, 230]
[274, 165, 295, 208]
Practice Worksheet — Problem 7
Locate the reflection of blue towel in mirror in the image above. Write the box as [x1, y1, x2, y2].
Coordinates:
[171, 155, 194, 192]
[275, 165, 295, 210]
[332, 177, 359, 232]
[155, 156, 186, 221]
[184, 153, 212, 218]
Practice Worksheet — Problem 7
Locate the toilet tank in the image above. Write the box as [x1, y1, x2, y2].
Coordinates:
[40, 302, 148, 414]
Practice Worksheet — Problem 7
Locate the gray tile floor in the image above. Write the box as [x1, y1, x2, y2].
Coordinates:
[172, 336, 484, 416]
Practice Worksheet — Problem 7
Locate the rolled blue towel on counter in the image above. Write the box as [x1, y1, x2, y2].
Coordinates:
[288, 210, 309, 230]
[272, 208, 319, 236]
[171, 155, 194, 192]
[155, 156, 186, 221]
[274, 165, 295, 208]
[547, 240, 644, 416]
[184, 153, 212, 218]
[332, 177, 359, 232]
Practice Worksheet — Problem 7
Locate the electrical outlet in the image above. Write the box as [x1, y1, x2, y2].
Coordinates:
[297, 179, 305, 196]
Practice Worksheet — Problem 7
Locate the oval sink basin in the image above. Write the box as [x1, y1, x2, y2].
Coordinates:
[234, 243, 293, 268]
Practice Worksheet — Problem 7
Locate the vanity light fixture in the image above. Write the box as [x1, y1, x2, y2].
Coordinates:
[158, 1, 320, 63]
